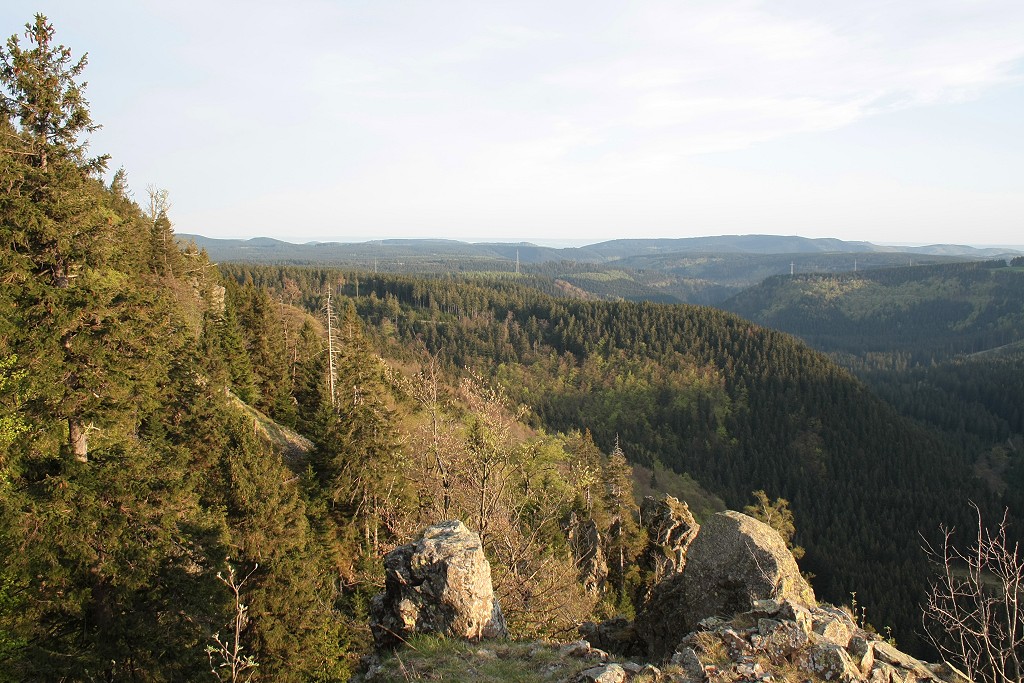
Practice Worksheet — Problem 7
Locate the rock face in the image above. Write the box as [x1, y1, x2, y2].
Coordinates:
[567, 513, 609, 595]
[635, 495, 699, 601]
[369, 520, 508, 647]
[580, 617, 645, 658]
[683, 511, 817, 623]
[667, 599, 950, 683]
[637, 510, 816, 657]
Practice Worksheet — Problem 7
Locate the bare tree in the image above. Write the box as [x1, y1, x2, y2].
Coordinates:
[405, 353, 458, 518]
[321, 287, 338, 406]
[206, 560, 259, 683]
[922, 504, 1024, 683]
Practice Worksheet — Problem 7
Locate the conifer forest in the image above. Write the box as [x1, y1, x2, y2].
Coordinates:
[2, 14, 1023, 682]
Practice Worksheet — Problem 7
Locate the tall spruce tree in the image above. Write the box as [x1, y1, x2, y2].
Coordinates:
[1, 14, 113, 461]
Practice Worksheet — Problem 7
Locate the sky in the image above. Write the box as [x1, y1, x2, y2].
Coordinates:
[3, 1, 1024, 247]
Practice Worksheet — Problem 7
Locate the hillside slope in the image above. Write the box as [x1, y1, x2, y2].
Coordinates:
[722, 260, 1024, 368]
[223, 266, 999, 654]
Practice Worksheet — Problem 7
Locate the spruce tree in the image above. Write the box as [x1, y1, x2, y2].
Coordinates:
[1, 14, 113, 461]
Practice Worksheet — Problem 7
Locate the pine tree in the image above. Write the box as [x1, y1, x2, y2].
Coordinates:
[1, 14, 115, 461]
[602, 438, 643, 604]
[567, 428, 606, 518]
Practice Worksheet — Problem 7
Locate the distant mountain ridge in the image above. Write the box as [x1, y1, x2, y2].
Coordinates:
[178, 233, 1020, 306]
[178, 233, 1022, 265]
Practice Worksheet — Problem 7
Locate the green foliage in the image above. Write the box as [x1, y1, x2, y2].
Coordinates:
[0, 14, 108, 172]
[602, 440, 644, 598]
[724, 261, 1024, 369]
[0, 17, 356, 679]
[0, 355, 27, 452]
[744, 490, 804, 560]
[631, 460, 725, 522]
[219, 265, 997, 654]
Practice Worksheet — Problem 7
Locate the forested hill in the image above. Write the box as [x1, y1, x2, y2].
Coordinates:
[719, 259, 1024, 489]
[721, 259, 1024, 369]
[222, 265, 1000, 653]
[183, 233, 1020, 266]
[181, 233, 993, 305]
[3, 14, 1013, 679]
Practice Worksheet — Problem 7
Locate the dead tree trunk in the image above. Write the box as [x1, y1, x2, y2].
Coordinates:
[69, 417, 88, 462]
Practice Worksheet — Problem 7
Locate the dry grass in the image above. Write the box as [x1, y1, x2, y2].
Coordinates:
[361, 636, 600, 683]
[692, 631, 730, 668]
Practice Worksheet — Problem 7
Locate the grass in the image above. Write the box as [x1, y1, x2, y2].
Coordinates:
[362, 636, 596, 683]
[229, 392, 313, 462]
[692, 631, 729, 668]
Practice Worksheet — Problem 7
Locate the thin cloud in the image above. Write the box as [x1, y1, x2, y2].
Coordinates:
[6, 0, 1022, 242]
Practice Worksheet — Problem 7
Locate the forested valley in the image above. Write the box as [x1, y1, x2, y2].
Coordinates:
[221, 264, 1011, 656]
[2, 14, 1020, 682]
[723, 263, 1024, 534]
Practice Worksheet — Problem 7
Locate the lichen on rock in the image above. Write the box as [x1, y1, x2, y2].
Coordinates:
[369, 520, 508, 647]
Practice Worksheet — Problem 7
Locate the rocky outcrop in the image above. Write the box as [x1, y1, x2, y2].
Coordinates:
[567, 512, 609, 595]
[369, 520, 507, 647]
[580, 617, 645, 658]
[362, 511, 960, 683]
[637, 510, 816, 657]
[570, 601, 958, 683]
[362, 599, 962, 683]
[667, 600, 951, 683]
[635, 496, 699, 603]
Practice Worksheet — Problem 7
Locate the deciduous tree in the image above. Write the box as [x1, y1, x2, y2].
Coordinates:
[923, 506, 1024, 683]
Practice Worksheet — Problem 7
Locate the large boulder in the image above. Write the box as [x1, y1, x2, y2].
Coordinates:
[637, 510, 815, 657]
[369, 520, 508, 647]
[681, 511, 816, 623]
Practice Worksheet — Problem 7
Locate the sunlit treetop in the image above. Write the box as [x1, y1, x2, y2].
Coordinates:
[0, 13, 107, 173]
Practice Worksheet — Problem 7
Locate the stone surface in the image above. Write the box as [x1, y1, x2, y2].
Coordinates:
[568, 513, 609, 595]
[868, 661, 904, 683]
[637, 496, 700, 598]
[577, 663, 626, 683]
[927, 662, 971, 683]
[750, 619, 809, 663]
[872, 641, 936, 680]
[721, 628, 753, 657]
[848, 636, 874, 675]
[580, 618, 646, 658]
[561, 639, 593, 657]
[622, 661, 644, 674]
[637, 572, 690, 657]
[801, 642, 862, 682]
[779, 599, 814, 635]
[670, 647, 705, 679]
[683, 512, 816, 623]
[638, 663, 662, 678]
[814, 615, 854, 648]
[751, 598, 783, 616]
[369, 520, 507, 647]
[637, 510, 815, 657]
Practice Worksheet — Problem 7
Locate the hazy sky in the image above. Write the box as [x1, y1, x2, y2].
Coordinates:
[4, 1, 1024, 246]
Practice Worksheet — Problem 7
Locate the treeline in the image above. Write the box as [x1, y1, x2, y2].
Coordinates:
[720, 258, 1024, 523]
[220, 265, 1000, 654]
